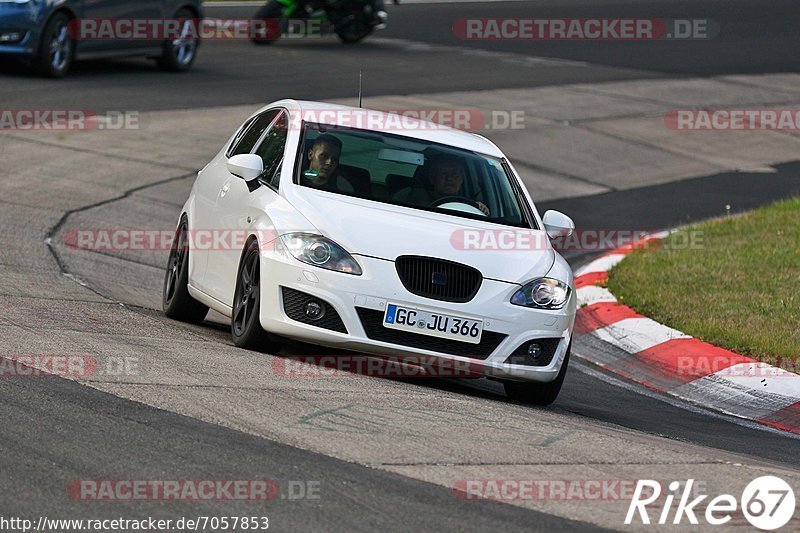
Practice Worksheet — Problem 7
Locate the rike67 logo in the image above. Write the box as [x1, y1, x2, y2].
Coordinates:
[625, 476, 795, 530]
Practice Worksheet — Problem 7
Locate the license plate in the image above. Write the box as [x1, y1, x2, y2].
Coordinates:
[382, 303, 483, 344]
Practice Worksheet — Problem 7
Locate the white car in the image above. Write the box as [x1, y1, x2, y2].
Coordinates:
[163, 99, 577, 405]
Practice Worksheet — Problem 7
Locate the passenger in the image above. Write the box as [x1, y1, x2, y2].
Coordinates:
[301, 134, 355, 194]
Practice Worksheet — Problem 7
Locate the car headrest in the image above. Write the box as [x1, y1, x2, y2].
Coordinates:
[338, 164, 372, 197]
[386, 173, 413, 195]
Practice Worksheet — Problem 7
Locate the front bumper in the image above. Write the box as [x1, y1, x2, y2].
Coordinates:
[259, 252, 576, 383]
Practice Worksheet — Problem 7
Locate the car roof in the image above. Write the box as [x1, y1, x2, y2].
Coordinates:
[265, 99, 506, 158]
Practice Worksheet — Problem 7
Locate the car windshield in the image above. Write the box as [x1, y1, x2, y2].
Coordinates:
[296, 122, 532, 228]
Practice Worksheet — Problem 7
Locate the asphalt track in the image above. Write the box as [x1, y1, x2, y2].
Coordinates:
[1, 0, 800, 111]
[1, 1, 800, 531]
[0, 365, 596, 532]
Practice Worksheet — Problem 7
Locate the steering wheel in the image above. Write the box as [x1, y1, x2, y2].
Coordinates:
[431, 195, 480, 209]
[430, 195, 488, 216]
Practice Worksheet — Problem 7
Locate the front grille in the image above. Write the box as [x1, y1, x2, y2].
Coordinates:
[504, 338, 561, 367]
[395, 256, 482, 303]
[281, 287, 347, 333]
[356, 307, 506, 360]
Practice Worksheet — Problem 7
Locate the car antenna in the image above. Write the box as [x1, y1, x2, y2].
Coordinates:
[358, 70, 363, 108]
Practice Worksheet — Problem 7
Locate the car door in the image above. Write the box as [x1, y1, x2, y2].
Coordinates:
[204, 110, 288, 306]
[190, 109, 280, 296]
[81, 0, 163, 53]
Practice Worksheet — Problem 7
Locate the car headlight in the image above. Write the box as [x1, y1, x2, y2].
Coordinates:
[510, 278, 570, 309]
[280, 233, 362, 275]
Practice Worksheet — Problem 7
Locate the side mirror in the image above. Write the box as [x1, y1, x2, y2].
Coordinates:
[227, 154, 263, 181]
[542, 210, 575, 239]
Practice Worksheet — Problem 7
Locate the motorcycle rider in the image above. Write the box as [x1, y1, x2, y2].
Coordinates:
[252, 0, 390, 43]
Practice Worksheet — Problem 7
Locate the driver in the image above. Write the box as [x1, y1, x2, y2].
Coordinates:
[394, 154, 490, 215]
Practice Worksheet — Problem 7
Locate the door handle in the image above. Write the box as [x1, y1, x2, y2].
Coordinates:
[220, 183, 231, 198]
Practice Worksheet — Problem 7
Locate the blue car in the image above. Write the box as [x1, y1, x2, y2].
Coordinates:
[0, 0, 204, 77]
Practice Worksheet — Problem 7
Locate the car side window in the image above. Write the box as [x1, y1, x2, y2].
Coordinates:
[228, 109, 279, 157]
[254, 112, 288, 188]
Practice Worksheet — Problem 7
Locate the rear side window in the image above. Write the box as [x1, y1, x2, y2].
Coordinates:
[227, 109, 279, 157]
[254, 112, 288, 188]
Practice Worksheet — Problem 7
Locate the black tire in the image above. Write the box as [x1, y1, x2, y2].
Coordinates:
[163, 218, 209, 323]
[231, 240, 281, 351]
[335, 16, 372, 44]
[157, 9, 199, 72]
[35, 12, 73, 78]
[251, 1, 287, 45]
[503, 342, 571, 406]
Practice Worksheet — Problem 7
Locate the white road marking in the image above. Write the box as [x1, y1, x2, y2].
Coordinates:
[576, 285, 617, 307]
[200, 16, 589, 68]
[574, 253, 627, 276]
[370, 37, 590, 68]
[593, 317, 691, 353]
[712, 362, 800, 401]
[571, 352, 800, 439]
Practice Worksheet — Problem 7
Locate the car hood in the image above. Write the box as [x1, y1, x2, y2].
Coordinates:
[286, 189, 555, 284]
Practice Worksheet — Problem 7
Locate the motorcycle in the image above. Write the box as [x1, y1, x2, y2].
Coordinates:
[251, 0, 391, 45]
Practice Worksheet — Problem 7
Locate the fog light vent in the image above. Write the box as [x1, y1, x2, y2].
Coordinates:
[281, 287, 347, 333]
[504, 338, 561, 367]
